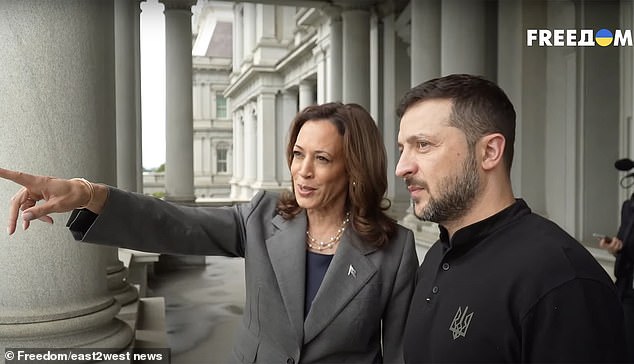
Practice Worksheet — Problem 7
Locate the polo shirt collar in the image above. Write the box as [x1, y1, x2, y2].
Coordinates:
[438, 199, 531, 251]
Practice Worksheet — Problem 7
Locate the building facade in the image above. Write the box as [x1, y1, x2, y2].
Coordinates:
[225, 0, 633, 270]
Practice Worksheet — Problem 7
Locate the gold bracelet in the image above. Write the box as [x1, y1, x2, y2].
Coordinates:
[71, 178, 95, 209]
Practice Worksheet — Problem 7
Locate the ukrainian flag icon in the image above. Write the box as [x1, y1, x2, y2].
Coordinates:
[596, 29, 613, 47]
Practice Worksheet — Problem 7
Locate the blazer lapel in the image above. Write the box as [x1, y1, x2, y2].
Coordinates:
[265, 212, 307, 345]
[303, 229, 378, 344]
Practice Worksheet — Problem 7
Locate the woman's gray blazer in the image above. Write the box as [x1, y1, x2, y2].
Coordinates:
[73, 188, 419, 364]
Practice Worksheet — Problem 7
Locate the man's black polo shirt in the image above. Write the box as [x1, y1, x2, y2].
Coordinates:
[404, 199, 627, 363]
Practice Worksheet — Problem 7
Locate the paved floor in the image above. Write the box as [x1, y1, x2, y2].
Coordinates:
[147, 256, 246, 364]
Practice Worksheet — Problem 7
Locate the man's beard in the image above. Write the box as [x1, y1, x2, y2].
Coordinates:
[412, 150, 480, 224]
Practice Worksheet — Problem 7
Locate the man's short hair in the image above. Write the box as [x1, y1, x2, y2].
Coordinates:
[397, 74, 516, 172]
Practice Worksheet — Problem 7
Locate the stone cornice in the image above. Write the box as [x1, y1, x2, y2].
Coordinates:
[225, 33, 317, 104]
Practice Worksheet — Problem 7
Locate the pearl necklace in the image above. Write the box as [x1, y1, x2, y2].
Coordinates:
[306, 212, 351, 251]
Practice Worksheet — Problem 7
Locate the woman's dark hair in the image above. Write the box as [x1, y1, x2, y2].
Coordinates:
[277, 102, 396, 247]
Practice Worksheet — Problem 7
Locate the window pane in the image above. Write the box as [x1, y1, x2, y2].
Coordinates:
[217, 147, 227, 173]
[216, 95, 227, 118]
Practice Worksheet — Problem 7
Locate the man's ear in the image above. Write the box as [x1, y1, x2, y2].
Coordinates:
[479, 133, 506, 171]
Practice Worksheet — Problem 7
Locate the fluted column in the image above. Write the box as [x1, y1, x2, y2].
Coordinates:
[230, 110, 244, 199]
[328, 13, 342, 102]
[342, 7, 371, 109]
[0, 0, 132, 350]
[162, 0, 196, 202]
[240, 104, 257, 199]
[112, 0, 140, 306]
[441, 0, 486, 76]
[411, 0, 440, 85]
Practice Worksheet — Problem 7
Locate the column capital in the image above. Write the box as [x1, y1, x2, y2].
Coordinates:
[160, 0, 196, 11]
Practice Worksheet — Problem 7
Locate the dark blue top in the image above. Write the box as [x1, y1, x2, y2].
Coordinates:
[304, 250, 334, 317]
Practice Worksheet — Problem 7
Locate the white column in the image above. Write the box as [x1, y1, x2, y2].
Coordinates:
[441, 0, 486, 76]
[230, 109, 244, 199]
[243, 3, 255, 65]
[257, 4, 276, 41]
[112, 0, 140, 307]
[315, 48, 327, 104]
[342, 8, 371, 109]
[116, 0, 140, 193]
[0, 0, 132, 350]
[279, 90, 298, 185]
[162, 0, 196, 202]
[382, 11, 409, 207]
[370, 10, 380, 121]
[328, 13, 342, 102]
[135, 0, 144, 193]
[240, 103, 257, 199]
[411, 0, 441, 85]
[299, 80, 315, 110]
[254, 93, 279, 190]
[233, 4, 243, 74]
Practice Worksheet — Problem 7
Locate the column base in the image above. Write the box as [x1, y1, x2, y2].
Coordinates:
[238, 180, 254, 200]
[107, 257, 139, 306]
[230, 181, 242, 200]
[0, 299, 133, 350]
[109, 270, 139, 307]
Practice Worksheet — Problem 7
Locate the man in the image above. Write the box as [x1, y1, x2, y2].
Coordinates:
[396, 74, 626, 363]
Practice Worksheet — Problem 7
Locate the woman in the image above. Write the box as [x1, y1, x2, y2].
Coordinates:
[2, 102, 418, 363]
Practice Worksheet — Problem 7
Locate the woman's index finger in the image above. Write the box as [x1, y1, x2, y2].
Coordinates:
[0, 168, 35, 187]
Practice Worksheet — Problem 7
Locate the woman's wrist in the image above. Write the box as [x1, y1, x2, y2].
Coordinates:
[71, 178, 108, 214]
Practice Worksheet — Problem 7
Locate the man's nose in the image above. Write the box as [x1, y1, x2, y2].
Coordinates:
[395, 152, 416, 178]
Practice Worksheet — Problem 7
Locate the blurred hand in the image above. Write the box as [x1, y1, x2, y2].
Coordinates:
[599, 236, 623, 255]
[0, 168, 106, 235]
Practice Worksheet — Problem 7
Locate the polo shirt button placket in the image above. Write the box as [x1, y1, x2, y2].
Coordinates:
[432, 286, 439, 294]
[442, 262, 450, 271]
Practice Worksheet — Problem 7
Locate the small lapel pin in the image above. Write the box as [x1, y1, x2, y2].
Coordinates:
[347, 264, 357, 278]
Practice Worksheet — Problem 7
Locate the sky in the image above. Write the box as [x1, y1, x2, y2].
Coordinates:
[140, 0, 166, 170]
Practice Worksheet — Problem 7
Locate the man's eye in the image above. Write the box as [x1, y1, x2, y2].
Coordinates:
[417, 141, 429, 150]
